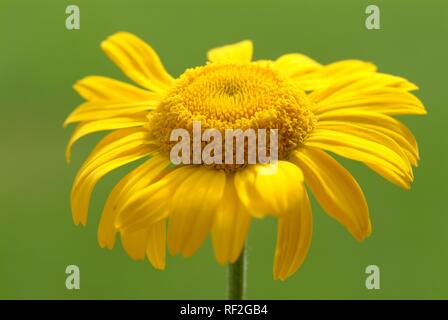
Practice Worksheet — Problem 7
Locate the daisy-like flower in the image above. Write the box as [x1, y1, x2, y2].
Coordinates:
[65, 32, 426, 281]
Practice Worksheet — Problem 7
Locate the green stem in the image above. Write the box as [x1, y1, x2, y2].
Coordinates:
[227, 243, 246, 300]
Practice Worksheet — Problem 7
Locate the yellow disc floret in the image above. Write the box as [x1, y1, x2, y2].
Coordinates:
[148, 61, 316, 170]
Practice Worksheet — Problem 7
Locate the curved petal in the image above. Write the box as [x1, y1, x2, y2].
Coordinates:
[168, 167, 226, 257]
[65, 116, 147, 162]
[101, 32, 174, 92]
[294, 60, 377, 91]
[98, 155, 170, 249]
[120, 228, 148, 260]
[146, 219, 167, 270]
[74, 76, 159, 102]
[310, 72, 425, 116]
[274, 53, 322, 78]
[70, 128, 152, 225]
[118, 210, 168, 269]
[306, 128, 413, 189]
[234, 161, 305, 217]
[316, 122, 412, 171]
[72, 148, 150, 226]
[318, 110, 419, 165]
[112, 156, 171, 220]
[212, 173, 251, 264]
[290, 147, 371, 241]
[274, 179, 313, 280]
[63, 101, 157, 126]
[115, 165, 192, 232]
[98, 168, 134, 250]
[207, 40, 253, 63]
[76, 129, 151, 173]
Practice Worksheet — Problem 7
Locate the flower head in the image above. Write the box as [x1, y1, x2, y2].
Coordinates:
[65, 32, 426, 280]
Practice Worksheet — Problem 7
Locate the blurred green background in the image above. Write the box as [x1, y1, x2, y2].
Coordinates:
[1, 0, 447, 299]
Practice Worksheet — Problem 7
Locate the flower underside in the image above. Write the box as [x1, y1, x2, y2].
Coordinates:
[148, 62, 316, 170]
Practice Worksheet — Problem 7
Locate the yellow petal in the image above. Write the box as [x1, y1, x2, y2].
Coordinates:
[112, 156, 170, 218]
[316, 122, 412, 172]
[101, 32, 174, 92]
[115, 166, 192, 232]
[295, 60, 377, 91]
[98, 172, 131, 250]
[207, 40, 253, 63]
[98, 155, 169, 249]
[65, 116, 147, 162]
[369, 162, 413, 189]
[234, 161, 304, 217]
[274, 53, 322, 78]
[120, 216, 167, 267]
[321, 60, 378, 76]
[310, 72, 425, 116]
[319, 127, 416, 171]
[318, 110, 419, 165]
[273, 180, 312, 280]
[212, 173, 251, 264]
[75, 131, 151, 179]
[290, 148, 371, 241]
[70, 128, 151, 225]
[120, 228, 148, 260]
[72, 148, 150, 226]
[306, 128, 413, 189]
[74, 76, 159, 102]
[168, 167, 226, 257]
[146, 219, 167, 270]
[64, 101, 157, 126]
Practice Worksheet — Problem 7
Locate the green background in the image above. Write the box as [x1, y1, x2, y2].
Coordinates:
[1, 0, 447, 299]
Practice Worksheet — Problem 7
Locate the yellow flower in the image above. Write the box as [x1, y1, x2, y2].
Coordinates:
[65, 32, 426, 280]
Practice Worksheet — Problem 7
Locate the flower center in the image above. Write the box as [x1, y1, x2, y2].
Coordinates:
[148, 62, 316, 171]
